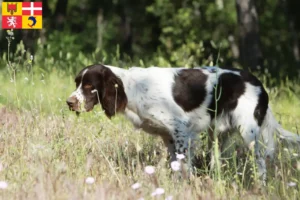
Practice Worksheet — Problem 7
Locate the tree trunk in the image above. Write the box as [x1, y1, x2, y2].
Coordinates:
[116, 3, 133, 57]
[285, 0, 300, 62]
[97, 9, 104, 49]
[53, 0, 68, 30]
[42, 0, 51, 18]
[22, 0, 36, 53]
[39, 0, 52, 45]
[235, 0, 263, 71]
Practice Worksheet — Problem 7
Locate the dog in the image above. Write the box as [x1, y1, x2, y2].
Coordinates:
[66, 64, 300, 182]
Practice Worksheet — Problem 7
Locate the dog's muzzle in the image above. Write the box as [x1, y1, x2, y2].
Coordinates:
[66, 96, 79, 111]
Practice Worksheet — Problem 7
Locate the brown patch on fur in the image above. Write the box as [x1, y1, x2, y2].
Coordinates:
[100, 66, 128, 118]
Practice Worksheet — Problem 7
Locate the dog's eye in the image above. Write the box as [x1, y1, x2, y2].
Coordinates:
[83, 84, 93, 89]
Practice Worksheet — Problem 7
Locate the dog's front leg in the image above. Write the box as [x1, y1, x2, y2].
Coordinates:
[172, 129, 196, 175]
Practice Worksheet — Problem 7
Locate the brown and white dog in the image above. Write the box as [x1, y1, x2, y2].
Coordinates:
[66, 64, 300, 182]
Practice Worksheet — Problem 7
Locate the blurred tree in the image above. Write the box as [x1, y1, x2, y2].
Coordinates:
[53, 0, 68, 30]
[236, 0, 263, 71]
[0, 0, 299, 79]
[147, 0, 237, 67]
[285, 0, 300, 62]
[42, 0, 52, 18]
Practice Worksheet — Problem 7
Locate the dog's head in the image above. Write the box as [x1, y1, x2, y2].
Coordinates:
[66, 64, 127, 118]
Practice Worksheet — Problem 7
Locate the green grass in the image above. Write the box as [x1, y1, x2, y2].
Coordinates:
[0, 67, 299, 200]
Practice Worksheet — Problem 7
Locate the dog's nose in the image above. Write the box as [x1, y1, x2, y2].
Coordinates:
[66, 96, 77, 107]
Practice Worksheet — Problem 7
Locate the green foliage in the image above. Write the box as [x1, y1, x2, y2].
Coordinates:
[1, 0, 299, 79]
[146, 0, 237, 67]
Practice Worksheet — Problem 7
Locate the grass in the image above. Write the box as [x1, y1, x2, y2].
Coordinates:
[0, 67, 299, 200]
[0, 35, 300, 199]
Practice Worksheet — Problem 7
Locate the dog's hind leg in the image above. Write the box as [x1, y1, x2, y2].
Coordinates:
[162, 135, 176, 163]
[236, 120, 267, 185]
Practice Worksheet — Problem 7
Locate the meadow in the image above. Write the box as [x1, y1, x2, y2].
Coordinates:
[0, 35, 300, 200]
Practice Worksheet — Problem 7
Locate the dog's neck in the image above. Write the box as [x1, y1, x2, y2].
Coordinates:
[104, 65, 128, 81]
[104, 65, 132, 98]
[103, 65, 142, 125]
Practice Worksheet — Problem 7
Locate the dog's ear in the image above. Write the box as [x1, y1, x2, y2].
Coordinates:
[100, 67, 127, 118]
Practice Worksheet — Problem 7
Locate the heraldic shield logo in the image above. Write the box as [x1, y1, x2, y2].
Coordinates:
[2, 2, 43, 29]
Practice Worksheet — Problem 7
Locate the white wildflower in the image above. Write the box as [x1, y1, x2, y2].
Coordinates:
[166, 196, 173, 200]
[0, 181, 8, 189]
[30, 55, 33, 61]
[131, 182, 141, 190]
[176, 154, 185, 160]
[85, 177, 95, 184]
[287, 182, 297, 187]
[151, 188, 165, 196]
[171, 161, 181, 171]
[144, 165, 155, 175]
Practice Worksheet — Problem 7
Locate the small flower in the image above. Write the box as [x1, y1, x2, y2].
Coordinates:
[0, 181, 8, 189]
[176, 154, 185, 160]
[171, 161, 181, 171]
[144, 165, 155, 175]
[166, 196, 173, 200]
[151, 188, 165, 196]
[85, 177, 95, 184]
[131, 182, 141, 190]
[287, 182, 297, 187]
[30, 55, 33, 61]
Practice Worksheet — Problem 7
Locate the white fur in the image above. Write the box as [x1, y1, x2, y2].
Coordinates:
[70, 69, 88, 110]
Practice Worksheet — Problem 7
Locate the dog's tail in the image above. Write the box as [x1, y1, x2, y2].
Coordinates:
[260, 107, 300, 157]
